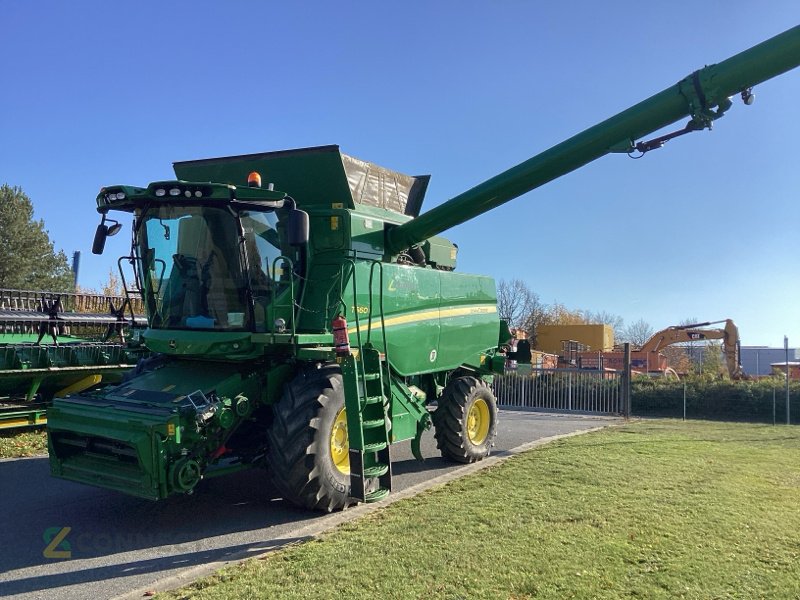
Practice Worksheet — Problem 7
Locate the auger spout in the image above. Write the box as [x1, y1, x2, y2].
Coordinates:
[386, 25, 800, 254]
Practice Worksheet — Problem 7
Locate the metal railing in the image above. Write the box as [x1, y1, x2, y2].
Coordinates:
[493, 367, 624, 415]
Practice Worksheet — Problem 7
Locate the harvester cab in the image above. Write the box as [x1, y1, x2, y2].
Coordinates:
[47, 25, 800, 510]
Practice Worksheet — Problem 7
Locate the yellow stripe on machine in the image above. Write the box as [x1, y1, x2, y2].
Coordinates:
[347, 304, 496, 333]
[55, 374, 103, 398]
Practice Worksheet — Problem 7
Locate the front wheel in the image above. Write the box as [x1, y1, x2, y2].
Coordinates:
[266, 363, 353, 512]
[433, 375, 498, 463]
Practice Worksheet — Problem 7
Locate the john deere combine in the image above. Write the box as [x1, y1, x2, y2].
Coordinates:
[48, 26, 800, 510]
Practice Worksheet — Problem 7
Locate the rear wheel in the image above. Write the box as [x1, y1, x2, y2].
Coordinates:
[267, 363, 353, 512]
[433, 375, 498, 463]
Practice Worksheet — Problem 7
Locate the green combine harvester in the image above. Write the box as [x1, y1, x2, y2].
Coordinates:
[47, 26, 800, 510]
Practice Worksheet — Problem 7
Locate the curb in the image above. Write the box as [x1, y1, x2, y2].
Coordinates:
[112, 423, 617, 599]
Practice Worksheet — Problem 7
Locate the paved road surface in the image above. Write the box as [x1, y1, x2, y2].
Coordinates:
[0, 410, 619, 599]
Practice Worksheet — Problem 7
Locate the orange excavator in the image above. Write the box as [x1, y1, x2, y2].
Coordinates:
[577, 319, 744, 379]
[638, 319, 743, 379]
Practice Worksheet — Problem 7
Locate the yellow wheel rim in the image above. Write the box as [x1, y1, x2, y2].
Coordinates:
[466, 398, 490, 445]
[330, 407, 350, 475]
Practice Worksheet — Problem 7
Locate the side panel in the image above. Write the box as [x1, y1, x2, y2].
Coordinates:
[347, 262, 499, 376]
[436, 271, 499, 370]
[351, 262, 441, 376]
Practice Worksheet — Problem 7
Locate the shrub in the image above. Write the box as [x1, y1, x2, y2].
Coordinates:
[632, 375, 800, 423]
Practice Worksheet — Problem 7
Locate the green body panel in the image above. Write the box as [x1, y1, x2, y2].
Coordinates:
[47, 26, 800, 502]
[142, 329, 261, 359]
[339, 261, 498, 376]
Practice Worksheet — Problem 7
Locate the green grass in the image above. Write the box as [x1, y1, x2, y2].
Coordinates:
[163, 420, 800, 600]
[0, 429, 47, 458]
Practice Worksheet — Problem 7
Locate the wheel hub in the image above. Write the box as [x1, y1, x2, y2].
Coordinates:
[330, 407, 350, 474]
[466, 398, 490, 445]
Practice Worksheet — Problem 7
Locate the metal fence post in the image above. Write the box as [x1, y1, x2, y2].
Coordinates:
[683, 382, 687, 421]
[785, 336, 790, 425]
[621, 343, 631, 418]
[568, 372, 573, 411]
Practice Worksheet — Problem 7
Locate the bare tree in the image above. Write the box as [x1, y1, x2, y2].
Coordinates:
[620, 318, 654, 347]
[582, 309, 625, 341]
[496, 279, 541, 330]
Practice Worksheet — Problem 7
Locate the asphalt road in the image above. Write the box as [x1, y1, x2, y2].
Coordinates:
[0, 410, 620, 600]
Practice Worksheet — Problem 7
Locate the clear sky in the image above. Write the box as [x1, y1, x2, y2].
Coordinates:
[2, 2, 799, 347]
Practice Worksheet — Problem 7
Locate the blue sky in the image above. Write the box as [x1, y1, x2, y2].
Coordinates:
[2, 2, 799, 346]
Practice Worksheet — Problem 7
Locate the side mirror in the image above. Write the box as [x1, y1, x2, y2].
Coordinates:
[107, 222, 123, 237]
[288, 208, 309, 246]
[92, 224, 108, 255]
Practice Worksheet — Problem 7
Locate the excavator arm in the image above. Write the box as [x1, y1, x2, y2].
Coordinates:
[639, 319, 743, 378]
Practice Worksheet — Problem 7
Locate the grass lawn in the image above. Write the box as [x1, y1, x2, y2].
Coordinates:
[0, 428, 47, 458]
[163, 420, 800, 600]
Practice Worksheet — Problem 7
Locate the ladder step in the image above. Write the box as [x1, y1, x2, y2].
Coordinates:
[363, 441, 388, 453]
[362, 372, 381, 381]
[363, 395, 385, 405]
[365, 487, 390, 503]
[363, 464, 389, 478]
[362, 418, 385, 429]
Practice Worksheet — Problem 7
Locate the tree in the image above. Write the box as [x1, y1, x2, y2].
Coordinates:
[497, 278, 542, 331]
[696, 342, 725, 378]
[621, 318, 655, 347]
[582, 309, 625, 341]
[77, 269, 122, 296]
[0, 184, 73, 291]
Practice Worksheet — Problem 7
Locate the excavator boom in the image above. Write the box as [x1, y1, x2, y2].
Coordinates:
[639, 319, 742, 378]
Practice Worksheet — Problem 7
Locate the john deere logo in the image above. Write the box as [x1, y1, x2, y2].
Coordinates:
[43, 526, 72, 559]
[169, 339, 177, 349]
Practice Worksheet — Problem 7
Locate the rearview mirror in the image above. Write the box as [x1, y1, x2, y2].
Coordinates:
[288, 209, 309, 246]
[92, 224, 108, 255]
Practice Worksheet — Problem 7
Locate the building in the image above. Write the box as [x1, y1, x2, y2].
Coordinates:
[740, 346, 799, 378]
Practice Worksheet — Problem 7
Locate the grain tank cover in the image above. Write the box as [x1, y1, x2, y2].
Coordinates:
[173, 145, 430, 216]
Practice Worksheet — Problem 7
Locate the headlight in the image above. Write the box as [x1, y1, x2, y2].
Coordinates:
[155, 188, 166, 197]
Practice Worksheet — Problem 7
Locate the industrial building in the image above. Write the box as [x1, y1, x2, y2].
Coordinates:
[740, 346, 799, 378]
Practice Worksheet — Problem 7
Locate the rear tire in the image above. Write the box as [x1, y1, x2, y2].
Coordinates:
[267, 363, 353, 512]
[433, 375, 498, 463]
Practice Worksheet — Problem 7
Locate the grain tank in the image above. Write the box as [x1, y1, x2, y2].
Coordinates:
[47, 25, 800, 510]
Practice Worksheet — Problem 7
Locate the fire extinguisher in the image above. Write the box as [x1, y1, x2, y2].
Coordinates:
[332, 314, 351, 355]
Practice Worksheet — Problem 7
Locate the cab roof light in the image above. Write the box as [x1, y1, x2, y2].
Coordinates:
[247, 172, 262, 188]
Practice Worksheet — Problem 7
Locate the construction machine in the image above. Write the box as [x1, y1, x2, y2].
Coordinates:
[47, 26, 800, 510]
[578, 319, 743, 378]
[639, 319, 743, 378]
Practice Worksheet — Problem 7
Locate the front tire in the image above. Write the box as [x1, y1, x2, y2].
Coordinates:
[267, 363, 353, 512]
[433, 375, 498, 463]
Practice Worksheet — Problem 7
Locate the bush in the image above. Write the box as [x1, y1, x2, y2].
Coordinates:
[632, 375, 800, 423]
